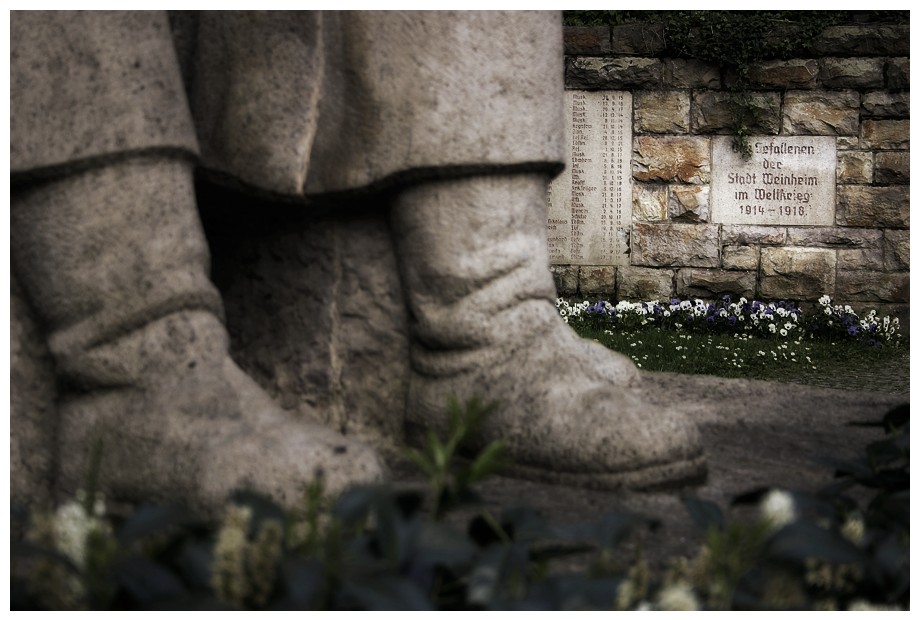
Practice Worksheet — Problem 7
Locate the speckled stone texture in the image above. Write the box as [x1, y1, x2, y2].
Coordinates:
[11, 160, 386, 516]
[391, 175, 706, 489]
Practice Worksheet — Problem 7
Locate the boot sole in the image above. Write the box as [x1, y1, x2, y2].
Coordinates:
[495, 453, 709, 492]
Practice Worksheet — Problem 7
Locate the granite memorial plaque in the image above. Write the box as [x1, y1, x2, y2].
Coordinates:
[547, 90, 632, 265]
[711, 136, 836, 226]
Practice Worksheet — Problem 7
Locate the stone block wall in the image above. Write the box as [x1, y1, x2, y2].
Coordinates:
[553, 22, 909, 318]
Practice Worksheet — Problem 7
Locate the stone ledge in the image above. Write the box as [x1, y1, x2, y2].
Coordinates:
[563, 26, 610, 55]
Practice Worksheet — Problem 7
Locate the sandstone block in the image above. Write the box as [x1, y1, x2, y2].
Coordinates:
[782, 91, 859, 136]
[875, 152, 909, 185]
[633, 136, 710, 184]
[883, 230, 909, 271]
[634, 90, 690, 134]
[617, 265, 674, 301]
[861, 92, 910, 119]
[721, 225, 786, 246]
[836, 271, 909, 303]
[886, 57, 909, 89]
[563, 26, 611, 55]
[632, 222, 720, 268]
[676, 268, 756, 299]
[722, 245, 759, 271]
[837, 247, 884, 272]
[818, 58, 885, 89]
[749, 59, 818, 88]
[787, 227, 882, 248]
[610, 22, 666, 55]
[579, 265, 616, 296]
[551, 264, 580, 296]
[691, 91, 781, 135]
[662, 58, 720, 89]
[860, 119, 909, 150]
[668, 185, 709, 223]
[760, 247, 836, 300]
[837, 136, 859, 151]
[811, 25, 910, 56]
[836, 151, 873, 184]
[837, 185, 909, 228]
[632, 184, 668, 221]
[566, 56, 661, 89]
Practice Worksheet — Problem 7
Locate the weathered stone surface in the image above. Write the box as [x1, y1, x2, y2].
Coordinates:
[875, 152, 909, 185]
[722, 245, 759, 271]
[634, 90, 690, 134]
[748, 59, 818, 88]
[691, 91, 781, 135]
[837, 247, 884, 272]
[662, 58, 720, 89]
[883, 230, 909, 272]
[761, 247, 836, 300]
[632, 184, 668, 221]
[668, 184, 709, 222]
[837, 136, 859, 151]
[566, 56, 662, 89]
[676, 268, 756, 299]
[563, 26, 610, 55]
[209, 207, 410, 448]
[632, 222, 720, 268]
[837, 185, 909, 228]
[836, 271, 909, 303]
[610, 22, 665, 55]
[860, 119, 909, 150]
[710, 135, 836, 227]
[836, 150, 873, 184]
[10, 276, 56, 509]
[721, 225, 786, 246]
[861, 91, 910, 119]
[633, 136, 710, 184]
[818, 57, 885, 89]
[617, 265, 674, 300]
[811, 25, 910, 56]
[579, 265, 616, 296]
[782, 91, 859, 136]
[886, 57, 909, 89]
[550, 264, 579, 296]
[787, 227, 882, 248]
[549, 90, 633, 266]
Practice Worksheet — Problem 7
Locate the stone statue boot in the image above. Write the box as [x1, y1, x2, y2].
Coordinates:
[390, 174, 706, 489]
[11, 157, 386, 516]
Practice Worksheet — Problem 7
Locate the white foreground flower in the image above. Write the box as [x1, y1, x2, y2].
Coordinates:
[656, 582, 700, 611]
[760, 489, 796, 529]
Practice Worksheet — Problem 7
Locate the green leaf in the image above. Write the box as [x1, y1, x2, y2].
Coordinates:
[339, 576, 433, 611]
[766, 521, 866, 565]
[117, 504, 189, 545]
[683, 496, 725, 531]
[114, 555, 187, 605]
[465, 441, 509, 485]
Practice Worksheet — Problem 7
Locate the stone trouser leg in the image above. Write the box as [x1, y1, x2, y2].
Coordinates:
[10, 156, 385, 516]
[390, 173, 706, 489]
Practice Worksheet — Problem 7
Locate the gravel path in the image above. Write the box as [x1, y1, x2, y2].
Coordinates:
[769, 349, 910, 396]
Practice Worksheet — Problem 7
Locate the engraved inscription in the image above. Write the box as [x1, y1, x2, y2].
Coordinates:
[711, 136, 836, 226]
[547, 91, 632, 265]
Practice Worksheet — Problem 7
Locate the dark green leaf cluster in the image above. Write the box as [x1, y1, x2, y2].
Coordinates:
[10, 401, 909, 610]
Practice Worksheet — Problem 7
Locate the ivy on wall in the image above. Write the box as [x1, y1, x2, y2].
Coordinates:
[563, 11, 909, 157]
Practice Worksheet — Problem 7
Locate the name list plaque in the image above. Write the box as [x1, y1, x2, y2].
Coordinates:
[711, 136, 836, 226]
[547, 90, 632, 266]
